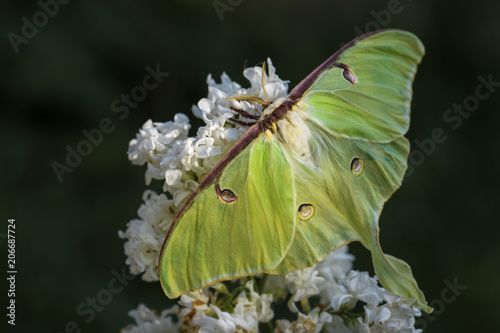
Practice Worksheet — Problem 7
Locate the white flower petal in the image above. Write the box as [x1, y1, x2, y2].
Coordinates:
[122, 303, 181, 333]
[165, 169, 182, 186]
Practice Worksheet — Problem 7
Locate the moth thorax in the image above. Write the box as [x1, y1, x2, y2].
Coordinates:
[274, 111, 312, 161]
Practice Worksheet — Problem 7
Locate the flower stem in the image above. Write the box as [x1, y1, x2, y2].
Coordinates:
[300, 297, 311, 314]
[259, 274, 269, 292]
[264, 321, 274, 333]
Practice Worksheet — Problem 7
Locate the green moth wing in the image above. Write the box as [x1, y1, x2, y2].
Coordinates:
[159, 132, 296, 298]
[267, 126, 409, 277]
[267, 30, 430, 312]
[290, 30, 424, 142]
[268, 121, 431, 312]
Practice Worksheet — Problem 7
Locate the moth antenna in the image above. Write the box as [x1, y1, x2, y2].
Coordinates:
[261, 61, 270, 105]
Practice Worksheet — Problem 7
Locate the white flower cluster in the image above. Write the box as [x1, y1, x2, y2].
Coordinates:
[122, 247, 422, 333]
[121, 304, 181, 333]
[178, 280, 274, 332]
[120, 59, 423, 332]
[118, 190, 177, 281]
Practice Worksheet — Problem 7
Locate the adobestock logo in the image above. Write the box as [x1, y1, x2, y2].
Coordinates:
[340, 0, 413, 48]
[415, 277, 467, 330]
[7, 0, 72, 54]
[405, 74, 499, 178]
[51, 64, 169, 183]
[213, 0, 244, 22]
[49, 267, 135, 333]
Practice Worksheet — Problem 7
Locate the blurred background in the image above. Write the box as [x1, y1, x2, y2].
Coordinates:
[1, 0, 499, 332]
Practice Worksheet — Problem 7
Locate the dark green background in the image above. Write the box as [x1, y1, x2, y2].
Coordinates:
[2, 0, 499, 332]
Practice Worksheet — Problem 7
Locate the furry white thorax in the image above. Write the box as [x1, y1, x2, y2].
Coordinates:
[264, 104, 313, 163]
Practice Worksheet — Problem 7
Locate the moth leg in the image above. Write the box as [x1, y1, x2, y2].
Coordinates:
[230, 107, 260, 120]
[228, 118, 257, 126]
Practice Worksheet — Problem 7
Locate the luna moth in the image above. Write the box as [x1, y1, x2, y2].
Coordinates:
[159, 29, 431, 313]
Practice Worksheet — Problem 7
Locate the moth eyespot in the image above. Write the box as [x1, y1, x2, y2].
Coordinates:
[351, 157, 365, 176]
[343, 67, 356, 84]
[336, 63, 356, 84]
[298, 203, 315, 221]
[216, 184, 238, 205]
